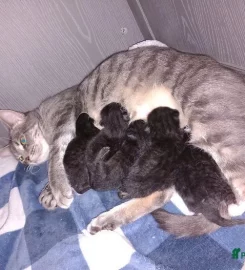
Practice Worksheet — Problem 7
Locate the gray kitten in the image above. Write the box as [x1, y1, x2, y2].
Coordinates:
[1, 46, 245, 214]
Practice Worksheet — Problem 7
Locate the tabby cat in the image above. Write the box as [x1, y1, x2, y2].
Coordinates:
[1, 44, 245, 216]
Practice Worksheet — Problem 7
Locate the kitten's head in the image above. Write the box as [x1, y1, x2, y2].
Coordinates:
[100, 102, 130, 136]
[75, 113, 99, 137]
[126, 120, 149, 144]
[147, 107, 181, 139]
[0, 110, 49, 165]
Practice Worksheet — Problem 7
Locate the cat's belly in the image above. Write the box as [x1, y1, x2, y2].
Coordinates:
[90, 85, 188, 128]
[125, 85, 186, 125]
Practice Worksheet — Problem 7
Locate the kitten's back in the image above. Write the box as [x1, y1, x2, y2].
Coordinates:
[64, 113, 99, 194]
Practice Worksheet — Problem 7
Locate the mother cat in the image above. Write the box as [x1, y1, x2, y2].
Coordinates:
[1, 43, 245, 212]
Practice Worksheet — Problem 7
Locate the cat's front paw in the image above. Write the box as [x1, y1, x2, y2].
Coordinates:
[39, 183, 58, 210]
[39, 182, 74, 210]
[87, 211, 121, 235]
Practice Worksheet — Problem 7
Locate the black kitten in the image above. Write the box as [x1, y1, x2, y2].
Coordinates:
[124, 107, 245, 235]
[93, 119, 149, 198]
[86, 102, 131, 191]
[63, 113, 99, 193]
[64, 103, 145, 195]
[123, 107, 184, 198]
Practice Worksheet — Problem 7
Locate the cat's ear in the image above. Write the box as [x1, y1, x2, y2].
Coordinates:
[0, 145, 12, 158]
[0, 110, 25, 129]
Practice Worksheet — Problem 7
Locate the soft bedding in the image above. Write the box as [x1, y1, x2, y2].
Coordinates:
[0, 147, 245, 270]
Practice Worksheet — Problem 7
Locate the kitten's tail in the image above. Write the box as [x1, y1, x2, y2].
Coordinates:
[152, 209, 245, 238]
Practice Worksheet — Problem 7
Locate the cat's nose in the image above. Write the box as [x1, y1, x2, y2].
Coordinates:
[25, 156, 30, 164]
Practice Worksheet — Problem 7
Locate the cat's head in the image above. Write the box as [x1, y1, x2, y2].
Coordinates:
[0, 110, 49, 165]
[147, 107, 181, 139]
[100, 102, 130, 136]
[75, 113, 99, 137]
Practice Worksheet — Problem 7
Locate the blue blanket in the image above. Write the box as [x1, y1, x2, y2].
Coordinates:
[0, 160, 245, 270]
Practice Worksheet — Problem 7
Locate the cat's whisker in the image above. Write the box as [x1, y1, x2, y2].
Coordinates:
[30, 165, 41, 175]
[0, 137, 14, 143]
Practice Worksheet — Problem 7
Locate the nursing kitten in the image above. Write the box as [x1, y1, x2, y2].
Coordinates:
[124, 107, 245, 236]
[86, 102, 130, 190]
[121, 107, 185, 199]
[63, 113, 99, 194]
[2, 46, 245, 212]
[65, 102, 148, 194]
[92, 118, 149, 197]
[88, 107, 245, 235]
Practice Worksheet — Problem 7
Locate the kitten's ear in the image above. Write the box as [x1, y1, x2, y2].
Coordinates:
[172, 110, 179, 121]
[0, 110, 25, 129]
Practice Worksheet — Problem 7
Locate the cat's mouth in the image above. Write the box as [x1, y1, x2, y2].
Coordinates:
[13, 138, 49, 165]
[24, 144, 49, 165]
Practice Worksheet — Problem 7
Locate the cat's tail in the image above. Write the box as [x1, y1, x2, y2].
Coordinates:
[152, 209, 245, 237]
[200, 207, 245, 227]
[152, 209, 220, 237]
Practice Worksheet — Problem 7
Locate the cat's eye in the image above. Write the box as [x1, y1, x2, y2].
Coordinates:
[18, 156, 24, 162]
[20, 136, 27, 145]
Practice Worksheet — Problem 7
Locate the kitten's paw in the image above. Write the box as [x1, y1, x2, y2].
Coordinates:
[87, 212, 120, 235]
[39, 183, 74, 210]
[118, 190, 130, 200]
[98, 147, 110, 160]
[183, 125, 191, 133]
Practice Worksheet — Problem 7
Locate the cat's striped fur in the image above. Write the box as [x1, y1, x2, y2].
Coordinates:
[1, 46, 245, 212]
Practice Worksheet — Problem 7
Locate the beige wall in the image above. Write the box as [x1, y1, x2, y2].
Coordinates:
[136, 0, 245, 71]
[0, 0, 143, 147]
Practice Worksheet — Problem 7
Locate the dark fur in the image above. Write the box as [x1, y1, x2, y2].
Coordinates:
[124, 107, 245, 235]
[64, 102, 147, 195]
[63, 113, 99, 193]
[94, 119, 149, 198]
[123, 107, 184, 198]
[86, 102, 131, 190]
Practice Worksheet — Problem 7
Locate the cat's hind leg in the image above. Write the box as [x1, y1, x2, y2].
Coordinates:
[87, 188, 174, 234]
